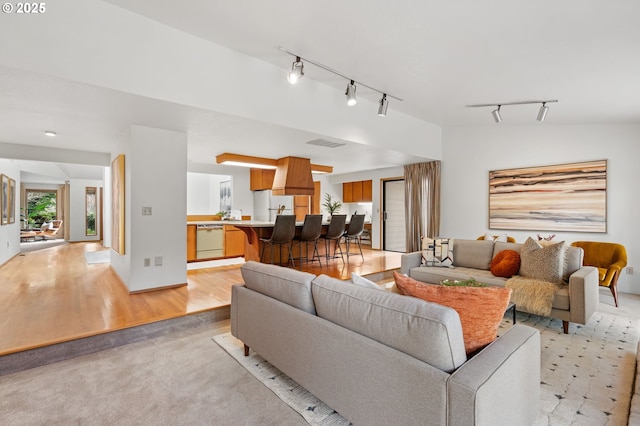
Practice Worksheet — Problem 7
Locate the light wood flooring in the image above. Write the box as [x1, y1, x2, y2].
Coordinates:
[0, 241, 401, 356]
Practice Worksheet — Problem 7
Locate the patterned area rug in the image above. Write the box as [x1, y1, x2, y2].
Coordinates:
[503, 311, 639, 426]
[213, 333, 350, 425]
[215, 309, 638, 426]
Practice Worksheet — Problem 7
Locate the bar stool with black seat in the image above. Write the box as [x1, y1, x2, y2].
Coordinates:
[320, 214, 347, 262]
[292, 214, 323, 267]
[259, 214, 297, 267]
[343, 214, 365, 261]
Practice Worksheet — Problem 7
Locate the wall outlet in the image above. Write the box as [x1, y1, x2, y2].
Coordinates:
[142, 207, 152, 216]
[144, 258, 151, 267]
[627, 266, 634, 275]
[154, 256, 163, 266]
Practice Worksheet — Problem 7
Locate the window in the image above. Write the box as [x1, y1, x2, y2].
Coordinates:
[86, 187, 97, 236]
[25, 190, 57, 228]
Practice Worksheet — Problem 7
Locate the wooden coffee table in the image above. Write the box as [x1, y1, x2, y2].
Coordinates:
[20, 231, 38, 242]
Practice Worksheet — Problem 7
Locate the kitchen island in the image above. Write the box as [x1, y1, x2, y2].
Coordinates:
[188, 219, 367, 264]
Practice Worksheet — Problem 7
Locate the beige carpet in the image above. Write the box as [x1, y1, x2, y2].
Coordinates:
[0, 323, 307, 425]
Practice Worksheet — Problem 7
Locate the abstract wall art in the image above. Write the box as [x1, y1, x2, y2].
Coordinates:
[489, 160, 607, 233]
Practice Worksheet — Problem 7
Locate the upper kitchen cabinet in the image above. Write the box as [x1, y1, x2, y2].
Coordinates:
[250, 168, 275, 191]
[343, 180, 372, 203]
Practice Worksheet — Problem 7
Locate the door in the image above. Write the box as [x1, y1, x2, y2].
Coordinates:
[382, 179, 406, 252]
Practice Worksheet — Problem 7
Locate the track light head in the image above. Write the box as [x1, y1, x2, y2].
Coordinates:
[287, 56, 304, 84]
[345, 80, 357, 106]
[492, 105, 502, 123]
[537, 102, 549, 122]
[378, 94, 389, 116]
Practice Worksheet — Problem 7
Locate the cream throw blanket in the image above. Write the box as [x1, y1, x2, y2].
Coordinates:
[505, 276, 558, 316]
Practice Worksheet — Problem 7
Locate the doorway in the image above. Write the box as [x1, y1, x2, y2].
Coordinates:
[382, 179, 406, 252]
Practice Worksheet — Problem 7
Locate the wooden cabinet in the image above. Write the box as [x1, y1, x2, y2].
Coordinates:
[250, 168, 275, 191]
[224, 225, 245, 257]
[293, 195, 310, 221]
[343, 180, 372, 202]
[362, 180, 372, 202]
[187, 224, 197, 261]
[311, 181, 321, 214]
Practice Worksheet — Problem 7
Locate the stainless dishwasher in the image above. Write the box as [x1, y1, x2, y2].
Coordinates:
[196, 224, 224, 259]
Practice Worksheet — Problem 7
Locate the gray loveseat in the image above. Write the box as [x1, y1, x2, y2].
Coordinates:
[401, 239, 600, 334]
[231, 261, 540, 426]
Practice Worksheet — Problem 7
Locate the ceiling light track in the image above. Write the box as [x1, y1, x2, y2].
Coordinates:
[467, 99, 558, 123]
[278, 46, 402, 115]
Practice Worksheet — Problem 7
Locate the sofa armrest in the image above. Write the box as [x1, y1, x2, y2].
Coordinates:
[568, 265, 599, 324]
[448, 324, 540, 426]
[400, 251, 422, 275]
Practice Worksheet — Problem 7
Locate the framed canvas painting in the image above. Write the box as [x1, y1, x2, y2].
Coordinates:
[489, 160, 607, 233]
[220, 180, 231, 212]
[0, 174, 8, 225]
[111, 154, 125, 254]
[8, 177, 16, 224]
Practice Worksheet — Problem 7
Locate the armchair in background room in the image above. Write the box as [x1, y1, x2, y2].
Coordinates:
[35, 220, 63, 240]
[571, 241, 627, 307]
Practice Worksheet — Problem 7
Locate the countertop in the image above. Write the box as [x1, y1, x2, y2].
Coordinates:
[187, 220, 371, 227]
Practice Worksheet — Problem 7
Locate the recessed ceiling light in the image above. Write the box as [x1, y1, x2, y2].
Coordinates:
[44, 130, 57, 137]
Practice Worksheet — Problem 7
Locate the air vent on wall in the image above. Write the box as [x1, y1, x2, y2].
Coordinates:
[306, 139, 346, 149]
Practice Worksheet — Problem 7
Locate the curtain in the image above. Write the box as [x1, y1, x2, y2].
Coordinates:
[404, 161, 441, 252]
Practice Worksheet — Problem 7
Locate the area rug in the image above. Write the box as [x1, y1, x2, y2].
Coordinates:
[215, 310, 639, 426]
[84, 250, 110, 264]
[504, 311, 639, 426]
[213, 333, 350, 426]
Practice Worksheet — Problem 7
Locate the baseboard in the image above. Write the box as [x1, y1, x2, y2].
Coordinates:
[0, 306, 230, 377]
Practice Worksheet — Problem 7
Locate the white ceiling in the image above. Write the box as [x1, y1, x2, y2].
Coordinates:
[2, 0, 639, 181]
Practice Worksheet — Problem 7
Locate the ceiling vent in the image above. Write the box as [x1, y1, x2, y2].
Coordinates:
[306, 139, 346, 149]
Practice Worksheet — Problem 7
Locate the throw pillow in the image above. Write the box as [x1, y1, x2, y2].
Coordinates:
[490, 250, 521, 278]
[393, 271, 512, 355]
[350, 272, 382, 290]
[421, 237, 454, 267]
[519, 237, 565, 284]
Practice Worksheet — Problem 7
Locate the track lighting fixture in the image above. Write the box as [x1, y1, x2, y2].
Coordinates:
[287, 56, 304, 84]
[378, 94, 388, 116]
[491, 106, 502, 123]
[467, 99, 558, 123]
[537, 102, 549, 122]
[278, 46, 401, 116]
[345, 80, 357, 106]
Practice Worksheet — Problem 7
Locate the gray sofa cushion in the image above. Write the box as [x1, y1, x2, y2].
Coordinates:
[311, 274, 467, 372]
[240, 261, 317, 315]
[453, 239, 495, 270]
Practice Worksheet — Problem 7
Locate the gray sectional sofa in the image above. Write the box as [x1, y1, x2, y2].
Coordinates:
[401, 238, 600, 333]
[231, 261, 540, 426]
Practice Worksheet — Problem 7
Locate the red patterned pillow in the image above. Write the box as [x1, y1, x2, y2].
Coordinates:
[490, 250, 521, 278]
[393, 272, 512, 355]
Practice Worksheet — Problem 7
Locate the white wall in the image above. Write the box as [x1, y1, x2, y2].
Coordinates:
[68, 179, 103, 242]
[110, 125, 188, 292]
[441, 124, 640, 294]
[0, 159, 20, 265]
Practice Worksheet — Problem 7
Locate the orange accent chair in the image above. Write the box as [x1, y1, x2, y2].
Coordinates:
[571, 241, 627, 307]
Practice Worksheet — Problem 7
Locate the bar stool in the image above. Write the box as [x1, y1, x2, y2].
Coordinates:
[293, 214, 323, 267]
[343, 214, 365, 261]
[260, 214, 296, 267]
[320, 214, 347, 262]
